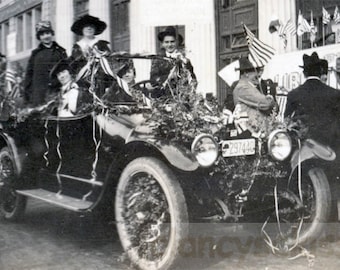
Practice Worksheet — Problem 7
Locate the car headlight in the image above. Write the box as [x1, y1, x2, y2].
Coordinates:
[191, 134, 218, 167]
[267, 130, 292, 161]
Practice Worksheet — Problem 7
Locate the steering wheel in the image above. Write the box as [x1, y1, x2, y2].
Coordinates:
[131, 80, 165, 99]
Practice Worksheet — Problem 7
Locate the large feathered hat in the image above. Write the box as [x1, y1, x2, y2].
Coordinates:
[71, 15, 107, 36]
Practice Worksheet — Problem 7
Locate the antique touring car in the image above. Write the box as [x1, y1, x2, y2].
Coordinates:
[0, 54, 336, 270]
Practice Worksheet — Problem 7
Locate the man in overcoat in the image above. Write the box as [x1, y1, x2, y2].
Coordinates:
[284, 52, 340, 148]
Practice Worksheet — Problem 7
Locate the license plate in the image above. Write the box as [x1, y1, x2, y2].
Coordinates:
[222, 139, 256, 157]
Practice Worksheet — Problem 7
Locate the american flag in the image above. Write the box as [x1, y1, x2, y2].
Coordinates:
[5, 69, 16, 84]
[243, 24, 275, 68]
[323, 7, 331, 25]
[334, 6, 340, 24]
[278, 19, 296, 48]
[297, 10, 311, 36]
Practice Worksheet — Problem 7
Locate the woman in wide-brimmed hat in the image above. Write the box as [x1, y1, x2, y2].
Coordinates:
[49, 58, 83, 117]
[70, 15, 108, 72]
[149, 26, 197, 95]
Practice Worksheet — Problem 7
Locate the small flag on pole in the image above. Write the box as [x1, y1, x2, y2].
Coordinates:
[310, 11, 317, 44]
[322, 7, 331, 25]
[243, 23, 275, 67]
[297, 10, 311, 36]
[277, 19, 296, 48]
[334, 6, 340, 24]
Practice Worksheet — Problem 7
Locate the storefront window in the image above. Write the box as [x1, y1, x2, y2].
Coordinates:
[16, 5, 41, 53]
[74, 0, 89, 18]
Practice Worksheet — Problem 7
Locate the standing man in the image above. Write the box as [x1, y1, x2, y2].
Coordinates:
[284, 52, 340, 148]
[150, 26, 197, 95]
[24, 21, 67, 106]
[232, 56, 277, 137]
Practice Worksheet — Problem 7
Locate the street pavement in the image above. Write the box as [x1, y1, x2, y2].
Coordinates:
[1, 198, 340, 270]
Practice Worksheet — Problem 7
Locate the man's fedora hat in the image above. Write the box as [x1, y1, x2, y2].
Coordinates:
[71, 14, 107, 36]
[236, 56, 263, 72]
[157, 26, 183, 43]
[334, 57, 340, 73]
[299, 52, 322, 69]
[320, 59, 329, 75]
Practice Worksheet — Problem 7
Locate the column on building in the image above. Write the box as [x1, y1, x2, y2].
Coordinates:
[89, 0, 111, 42]
[258, 0, 297, 54]
[55, 0, 74, 55]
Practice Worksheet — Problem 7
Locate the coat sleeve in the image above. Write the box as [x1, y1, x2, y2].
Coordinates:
[70, 44, 83, 61]
[24, 54, 34, 102]
[237, 83, 276, 111]
[150, 58, 162, 83]
[284, 93, 295, 118]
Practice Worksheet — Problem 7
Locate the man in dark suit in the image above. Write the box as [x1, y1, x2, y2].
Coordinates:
[284, 52, 340, 149]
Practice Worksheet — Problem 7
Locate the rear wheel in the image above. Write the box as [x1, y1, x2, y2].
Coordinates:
[262, 167, 330, 252]
[0, 147, 26, 221]
[115, 157, 188, 270]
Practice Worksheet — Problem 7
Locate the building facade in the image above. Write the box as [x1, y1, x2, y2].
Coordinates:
[0, 0, 339, 103]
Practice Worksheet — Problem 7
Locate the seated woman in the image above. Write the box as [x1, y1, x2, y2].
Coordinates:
[50, 59, 83, 117]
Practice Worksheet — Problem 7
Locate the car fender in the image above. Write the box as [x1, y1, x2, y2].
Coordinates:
[125, 131, 199, 172]
[0, 132, 27, 175]
[290, 139, 336, 171]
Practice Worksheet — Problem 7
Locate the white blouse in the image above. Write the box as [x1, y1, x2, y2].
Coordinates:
[58, 81, 79, 117]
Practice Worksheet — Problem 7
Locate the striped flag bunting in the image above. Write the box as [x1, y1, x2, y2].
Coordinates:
[323, 7, 331, 25]
[278, 19, 296, 48]
[5, 69, 16, 84]
[243, 23, 275, 67]
[297, 10, 311, 36]
[334, 6, 340, 24]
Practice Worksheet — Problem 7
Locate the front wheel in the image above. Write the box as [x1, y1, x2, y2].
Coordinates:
[0, 147, 27, 221]
[262, 167, 331, 252]
[115, 157, 188, 270]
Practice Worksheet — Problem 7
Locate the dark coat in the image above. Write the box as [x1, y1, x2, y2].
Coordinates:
[284, 78, 340, 147]
[149, 49, 197, 93]
[24, 42, 67, 106]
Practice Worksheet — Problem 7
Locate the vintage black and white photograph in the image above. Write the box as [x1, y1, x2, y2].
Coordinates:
[0, 0, 340, 269]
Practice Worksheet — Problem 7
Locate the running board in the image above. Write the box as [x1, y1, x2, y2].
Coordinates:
[17, 189, 93, 211]
[58, 173, 104, 187]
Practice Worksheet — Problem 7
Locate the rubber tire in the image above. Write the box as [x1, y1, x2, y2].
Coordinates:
[264, 168, 331, 250]
[0, 147, 27, 221]
[283, 167, 331, 246]
[115, 157, 188, 270]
